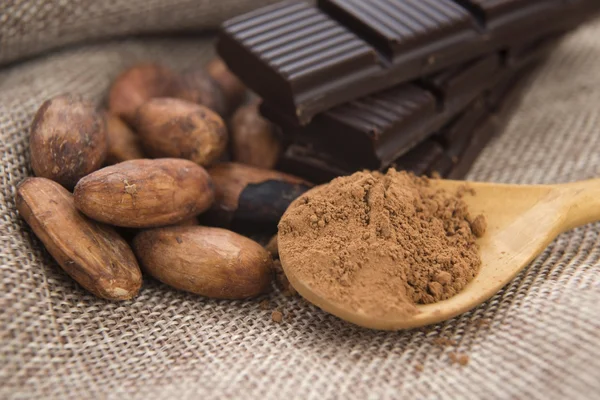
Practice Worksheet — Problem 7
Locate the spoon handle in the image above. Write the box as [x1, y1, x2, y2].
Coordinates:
[558, 178, 600, 231]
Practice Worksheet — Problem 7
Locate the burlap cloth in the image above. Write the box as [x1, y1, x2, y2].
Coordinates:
[1, 1, 599, 398]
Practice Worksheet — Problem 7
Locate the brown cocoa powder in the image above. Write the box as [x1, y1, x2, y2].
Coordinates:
[271, 310, 283, 323]
[278, 169, 485, 318]
[449, 352, 470, 366]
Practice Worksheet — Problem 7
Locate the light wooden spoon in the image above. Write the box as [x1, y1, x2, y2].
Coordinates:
[279, 178, 600, 330]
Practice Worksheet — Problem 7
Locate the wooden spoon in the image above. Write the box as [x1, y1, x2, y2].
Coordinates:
[279, 179, 600, 330]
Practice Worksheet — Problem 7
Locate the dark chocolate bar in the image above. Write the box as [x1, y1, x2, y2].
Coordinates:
[506, 32, 563, 67]
[392, 98, 492, 178]
[437, 98, 488, 158]
[446, 114, 500, 179]
[444, 66, 537, 179]
[218, 0, 595, 124]
[278, 65, 534, 182]
[420, 56, 500, 111]
[266, 54, 503, 169]
[392, 140, 446, 177]
[486, 63, 538, 112]
[278, 144, 353, 184]
[263, 81, 439, 169]
[267, 32, 557, 171]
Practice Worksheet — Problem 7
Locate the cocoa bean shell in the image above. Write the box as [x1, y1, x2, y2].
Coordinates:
[230, 103, 281, 169]
[105, 113, 145, 164]
[178, 69, 228, 117]
[133, 226, 273, 299]
[206, 162, 311, 227]
[108, 63, 184, 124]
[206, 58, 247, 114]
[74, 158, 214, 228]
[15, 177, 142, 300]
[135, 98, 228, 167]
[29, 94, 107, 189]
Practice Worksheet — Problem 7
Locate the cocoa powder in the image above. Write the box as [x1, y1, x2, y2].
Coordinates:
[271, 310, 283, 323]
[278, 169, 485, 318]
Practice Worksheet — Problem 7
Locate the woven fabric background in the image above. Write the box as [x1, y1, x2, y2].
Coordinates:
[1, 1, 599, 399]
[0, 0, 281, 66]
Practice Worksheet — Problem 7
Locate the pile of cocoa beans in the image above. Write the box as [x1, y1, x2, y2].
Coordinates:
[16, 59, 310, 301]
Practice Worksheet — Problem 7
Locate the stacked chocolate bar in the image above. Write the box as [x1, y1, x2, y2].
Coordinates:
[218, 0, 599, 182]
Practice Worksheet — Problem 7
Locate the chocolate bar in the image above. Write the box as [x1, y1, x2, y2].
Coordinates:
[393, 140, 446, 177]
[506, 32, 564, 67]
[268, 31, 558, 171]
[266, 52, 514, 170]
[277, 144, 353, 184]
[393, 104, 485, 178]
[268, 49, 529, 169]
[278, 65, 533, 183]
[441, 66, 537, 179]
[218, 0, 596, 124]
[445, 113, 500, 179]
[437, 99, 487, 153]
[278, 99, 493, 183]
[263, 81, 440, 169]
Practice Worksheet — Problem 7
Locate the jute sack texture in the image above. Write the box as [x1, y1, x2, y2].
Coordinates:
[1, 1, 599, 399]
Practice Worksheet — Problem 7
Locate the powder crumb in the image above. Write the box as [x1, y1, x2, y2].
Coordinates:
[433, 337, 457, 347]
[265, 235, 279, 258]
[278, 169, 484, 317]
[272, 310, 283, 323]
[430, 171, 442, 179]
[469, 215, 487, 238]
[428, 282, 443, 298]
[448, 352, 458, 364]
[259, 300, 270, 310]
[415, 363, 424, 372]
[456, 185, 476, 198]
[449, 352, 470, 366]
[434, 271, 452, 285]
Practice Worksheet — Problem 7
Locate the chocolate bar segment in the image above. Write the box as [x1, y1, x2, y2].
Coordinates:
[269, 30, 555, 172]
[278, 144, 352, 184]
[446, 114, 500, 179]
[453, 0, 559, 27]
[429, 154, 456, 178]
[444, 66, 536, 179]
[219, 0, 593, 124]
[420, 55, 500, 111]
[278, 64, 534, 182]
[437, 98, 487, 156]
[318, 0, 479, 59]
[266, 54, 502, 169]
[218, 1, 380, 124]
[264, 83, 437, 169]
[392, 140, 445, 177]
[506, 33, 562, 67]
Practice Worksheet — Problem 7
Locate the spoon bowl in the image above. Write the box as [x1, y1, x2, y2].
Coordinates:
[279, 178, 600, 330]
